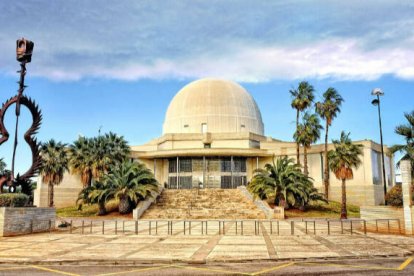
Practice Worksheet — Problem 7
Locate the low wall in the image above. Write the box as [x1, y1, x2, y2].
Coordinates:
[133, 187, 164, 220]
[0, 207, 56, 237]
[237, 186, 284, 219]
[360, 206, 405, 234]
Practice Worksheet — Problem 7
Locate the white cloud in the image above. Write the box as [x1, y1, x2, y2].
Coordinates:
[28, 39, 414, 82]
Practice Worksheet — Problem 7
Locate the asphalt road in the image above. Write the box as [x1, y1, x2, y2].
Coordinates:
[0, 257, 413, 276]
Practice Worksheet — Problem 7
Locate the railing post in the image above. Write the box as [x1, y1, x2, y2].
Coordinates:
[341, 220, 343, 234]
[188, 221, 191, 235]
[387, 220, 390, 234]
[149, 221, 152, 235]
[184, 221, 186, 235]
[376, 219, 378, 232]
[206, 221, 208, 235]
[49, 220, 52, 233]
[90, 221, 93, 234]
[123, 221, 125, 234]
[201, 221, 204, 235]
[327, 221, 330, 235]
[277, 220, 280, 235]
[305, 221, 308, 234]
[222, 221, 225, 235]
[313, 221, 316, 235]
[291, 221, 294, 235]
[30, 219, 33, 233]
[241, 221, 243, 235]
[115, 221, 117, 235]
[235, 221, 238, 235]
[102, 221, 105, 235]
[70, 220, 72, 234]
[350, 220, 353, 235]
[363, 220, 367, 235]
[82, 220, 85, 235]
[135, 221, 138, 235]
[398, 219, 401, 234]
[270, 221, 273, 235]
[156, 221, 158, 235]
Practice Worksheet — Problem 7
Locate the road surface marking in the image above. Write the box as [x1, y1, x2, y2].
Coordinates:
[96, 265, 172, 276]
[251, 262, 295, 275]
[31, 265, 81, 276]
[398, 257, 413, 271]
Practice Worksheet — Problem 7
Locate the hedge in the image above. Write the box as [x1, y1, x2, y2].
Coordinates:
[0, 193, 29, 207]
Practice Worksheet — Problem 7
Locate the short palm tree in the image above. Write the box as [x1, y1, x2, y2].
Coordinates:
[102, 160, 159, 214]
[316, 88, 344, 199]
[39, 139, 69, 207]
[328, 132, 362, 219]
[77, 180, 113, 215]
[390, 111, 414, 176]
[294, 112, 323, 176]
[248, 156, 325, 209]
[290, 81, 315, 165]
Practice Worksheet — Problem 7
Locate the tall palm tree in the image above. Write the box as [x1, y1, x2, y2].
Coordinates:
[390, 111, 414, 176]
[69, 136, 94, 187]
[294, 112, 323, 176]
[69, 133, 130, 187]
[39, 139, 69, 207]
[102, 160, 158, 214]
[328, 132, 362, 219]
[248, 156, 325, 209]
[316, 88, 344, 199]
[290, 81, 315, 165]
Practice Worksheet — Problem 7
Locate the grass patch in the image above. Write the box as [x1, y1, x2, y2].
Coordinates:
[56, 200, 132, 219]
[284, 201, 360, 219]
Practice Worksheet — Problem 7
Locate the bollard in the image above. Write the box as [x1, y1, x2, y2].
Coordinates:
[82, 220, 85, 235]
[277, 221, 280, 235]
[149, 221, 152, 235]
[363, 220, 367, 235]
[115, 221, 118, 235]
[305, 221, 308, 234]
[327, 221, 330, 235]
[70, 220, 72, 234]
[90, 221, 93, 234]
[270, 221, 273, 235]
[135, 221, 138, 235]
[341, 220, 344, 234]
[291, 221, 294, 235]
[102, 221, 105, 234]
[313, 221, 316, 235]
[201, 221, 204, 235]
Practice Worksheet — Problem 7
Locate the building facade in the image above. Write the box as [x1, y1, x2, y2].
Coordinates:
[34, 78, 395, 207]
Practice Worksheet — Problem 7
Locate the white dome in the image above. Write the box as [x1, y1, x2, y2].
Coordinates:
[163, 78, 264, 135]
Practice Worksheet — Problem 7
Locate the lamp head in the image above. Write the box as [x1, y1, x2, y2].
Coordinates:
[371, 99, 379, 106]
[16, 38, 34, 63]
[371, 88, 384, 96]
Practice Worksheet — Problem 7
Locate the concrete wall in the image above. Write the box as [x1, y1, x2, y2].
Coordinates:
[34, 172, 83, 208]
[0, 207, 55, 237]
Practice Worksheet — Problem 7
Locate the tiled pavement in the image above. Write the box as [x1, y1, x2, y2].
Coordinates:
[0, 220, 414, 264]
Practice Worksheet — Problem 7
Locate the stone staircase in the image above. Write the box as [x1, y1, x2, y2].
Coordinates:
[141, 189, 266, 219]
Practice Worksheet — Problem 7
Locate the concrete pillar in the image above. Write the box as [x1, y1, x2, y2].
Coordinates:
[401, 160, 413, 234]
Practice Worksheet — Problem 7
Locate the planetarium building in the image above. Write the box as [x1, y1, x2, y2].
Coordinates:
[35, 78, 395, 207]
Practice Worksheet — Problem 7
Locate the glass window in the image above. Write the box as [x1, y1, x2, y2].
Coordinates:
[179, 176, 192, 189]
[201, 123, 207, 133]
[168, 158, 177, 173]
[221, 176, 232, 189]
[233, 157, 246, 172]
[179, 158, 192, 172]
[371, 150, 382, 185]
[221, 157, 232, 172]
[168, 177, 177, 189]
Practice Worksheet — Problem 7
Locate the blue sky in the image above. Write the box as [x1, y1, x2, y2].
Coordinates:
[0, 0, 413, 174]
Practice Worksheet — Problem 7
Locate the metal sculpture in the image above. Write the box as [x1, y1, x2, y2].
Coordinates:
[0, 38, 42, 195]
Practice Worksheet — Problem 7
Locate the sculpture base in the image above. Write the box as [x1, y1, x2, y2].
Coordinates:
[0, 207, 55, 237]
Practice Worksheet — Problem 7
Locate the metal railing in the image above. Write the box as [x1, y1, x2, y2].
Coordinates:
[53, 218, 403, 236]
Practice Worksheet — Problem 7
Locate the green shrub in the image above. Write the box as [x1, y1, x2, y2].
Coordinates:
[0, 193, 29, 207]
[385, 185, 403, 207]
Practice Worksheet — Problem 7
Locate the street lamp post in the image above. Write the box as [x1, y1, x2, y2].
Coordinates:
[371, 88, 387, 204]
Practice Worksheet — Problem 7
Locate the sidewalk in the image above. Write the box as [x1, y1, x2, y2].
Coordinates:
[0, 228, 413, 264]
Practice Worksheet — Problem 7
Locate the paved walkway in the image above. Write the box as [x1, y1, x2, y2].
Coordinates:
[0, 223, 414, 264]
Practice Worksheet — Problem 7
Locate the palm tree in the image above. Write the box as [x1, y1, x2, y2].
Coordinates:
[294, 112, 323, 176]
[0, 158, 6, 174]
[328, 132, 362, 219]
[248, 156, 325, 209]
[390, 111, 414, 176]
[39, 139, 69, 207]
[316, 88, 344, 199]
[69, 136, 94, 187]
[69, 132, 130, 187]
[290, 81, 315, 165]
[77, 180, 113, 215]
[102, 160, 158, 214]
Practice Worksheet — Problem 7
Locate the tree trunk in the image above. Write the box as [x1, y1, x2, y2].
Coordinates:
[304, 146, 308, 176]
[119, 196, 132, 214]
[340, 179, 347, 219]
[97, 201, 106, 216]
[324, 122, 330, 200]
[296, 110, 301, 165]
[48, 183, 54, 207]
